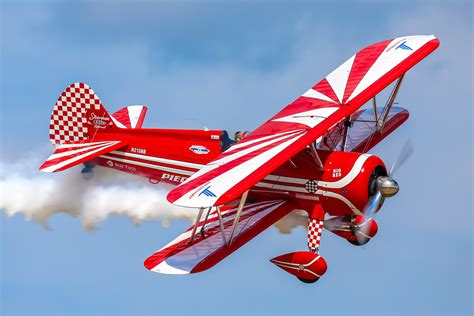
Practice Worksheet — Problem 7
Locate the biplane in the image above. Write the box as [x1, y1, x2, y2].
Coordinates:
[40, 35, 439, 283]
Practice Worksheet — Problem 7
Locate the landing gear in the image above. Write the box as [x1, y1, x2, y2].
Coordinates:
[270, 205, 328, 284]
[270, 251, 327, 283]
[81, 162, 95, 180]
[348, 238, 370, 246]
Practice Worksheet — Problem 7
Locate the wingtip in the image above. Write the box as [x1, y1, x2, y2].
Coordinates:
[144, 259, 191, 275]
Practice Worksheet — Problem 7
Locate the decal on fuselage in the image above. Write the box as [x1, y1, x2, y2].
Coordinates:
[189, 145, 210, 155]
[107, 160, 136, 171]
[305, 180, 318, 193]
[131, 147, 147, 155]
[161, 173, 188, 183]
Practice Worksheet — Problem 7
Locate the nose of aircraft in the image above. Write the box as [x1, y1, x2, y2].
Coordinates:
[376, 176, 399, 197]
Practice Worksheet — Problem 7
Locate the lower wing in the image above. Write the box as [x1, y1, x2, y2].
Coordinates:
[144, 199, 295, 274]
[317, 106, 409, 153]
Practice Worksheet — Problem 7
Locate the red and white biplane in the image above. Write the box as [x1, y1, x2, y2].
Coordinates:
[40, 35, 439, 283]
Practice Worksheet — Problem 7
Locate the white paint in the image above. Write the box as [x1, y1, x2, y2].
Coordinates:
[347, 35, 435, 103]
[272, 107, 339, 128]
[325, 55, 355, 103]
[127, 105, 145, 128]
[48, 142, 116, 160]
[151, 260, 190, 274]
[40, 141, 121, 172]
[318, 154, 371, 189]
[111, 150, 204, 170]
[302, 89, 336, 103]
[110, 116, 127, 129]
[226, 130, 301, 152]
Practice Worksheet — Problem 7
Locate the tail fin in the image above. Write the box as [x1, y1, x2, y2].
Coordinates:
[112, 105, 148, 129]
[41, 83, 128, 172]
[49, 82, 118, 145]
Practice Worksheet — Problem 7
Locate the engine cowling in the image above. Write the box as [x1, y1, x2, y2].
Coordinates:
[318, 151, 387, 216]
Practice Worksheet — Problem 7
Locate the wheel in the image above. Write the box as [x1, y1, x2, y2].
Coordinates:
[348, 238, 370, 246]
[297, 277, 319, 284]
[81, 168, 94, 180]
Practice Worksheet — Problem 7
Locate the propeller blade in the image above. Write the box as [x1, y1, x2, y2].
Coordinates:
[363, 190, 383, 218]
[355, 190, 383, 245]
[390, 139, 414, 176]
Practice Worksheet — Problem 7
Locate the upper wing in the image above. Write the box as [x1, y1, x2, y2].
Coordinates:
[144, 199, 295, 274]
[168, 35, 439, 207]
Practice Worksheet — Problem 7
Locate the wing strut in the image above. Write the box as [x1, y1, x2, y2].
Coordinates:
[200, 207, 213, 235]
[377, 74, 405, 133]
[340, 116, 352, 152]
[372, 96, 378, 122]
[309, 143, 324, 171]
[229, 190, 249, 244]
[215, 206, 227, 245]
[188, 207, 204, 244]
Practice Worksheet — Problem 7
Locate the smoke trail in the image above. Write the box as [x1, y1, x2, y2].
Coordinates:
[0, 155, 195, 230]
[0, 153, 306, 233]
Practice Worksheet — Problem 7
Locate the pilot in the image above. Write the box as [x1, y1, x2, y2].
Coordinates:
[234, 131, 243, 142]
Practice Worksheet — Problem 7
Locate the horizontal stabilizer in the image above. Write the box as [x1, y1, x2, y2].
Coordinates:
[111, 105, 147, 129]
[39, 140, 127, 172]
[144, 200, 294, 274]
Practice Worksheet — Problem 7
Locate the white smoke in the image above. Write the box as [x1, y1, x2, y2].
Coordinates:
[0, 153, 306, 233]
[0, 154, 195, 231]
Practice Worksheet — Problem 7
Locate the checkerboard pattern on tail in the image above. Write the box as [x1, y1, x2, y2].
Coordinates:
[49, 82, 117, 145]
[307, 218, 323, 252]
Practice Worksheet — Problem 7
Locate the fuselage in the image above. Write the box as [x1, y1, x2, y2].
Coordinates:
[89, 128, 387, 217]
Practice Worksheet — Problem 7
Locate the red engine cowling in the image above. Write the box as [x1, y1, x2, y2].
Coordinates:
[318, 151, 387, 216]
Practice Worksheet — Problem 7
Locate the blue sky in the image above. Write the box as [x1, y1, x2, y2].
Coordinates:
[1, 1, 473, 315]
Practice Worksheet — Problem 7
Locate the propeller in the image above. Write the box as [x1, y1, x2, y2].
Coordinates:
[355, 140, 413, 244]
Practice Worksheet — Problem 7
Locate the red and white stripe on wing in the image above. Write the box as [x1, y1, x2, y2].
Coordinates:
[144, 199, 294, 274]
[39, 140, 127, 172]
[167, 35, 439, 208]
[168, 129, 307, 207]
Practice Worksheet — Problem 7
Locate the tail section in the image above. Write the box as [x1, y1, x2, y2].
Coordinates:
[112, 105, 147, 129]
[39, 140, 127, 172]
[41, 82, 129, 173]
[49, 82, 118, 145]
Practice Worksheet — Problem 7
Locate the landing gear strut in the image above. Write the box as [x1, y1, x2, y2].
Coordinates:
[270, 204, 328, 283]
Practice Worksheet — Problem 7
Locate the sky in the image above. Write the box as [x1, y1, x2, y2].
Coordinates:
[1, 1, 473, 315]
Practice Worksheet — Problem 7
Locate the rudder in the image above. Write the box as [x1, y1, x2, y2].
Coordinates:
[49, 82, 118, 145]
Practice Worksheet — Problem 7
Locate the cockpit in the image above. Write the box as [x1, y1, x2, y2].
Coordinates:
[220, 130, 249, 151]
